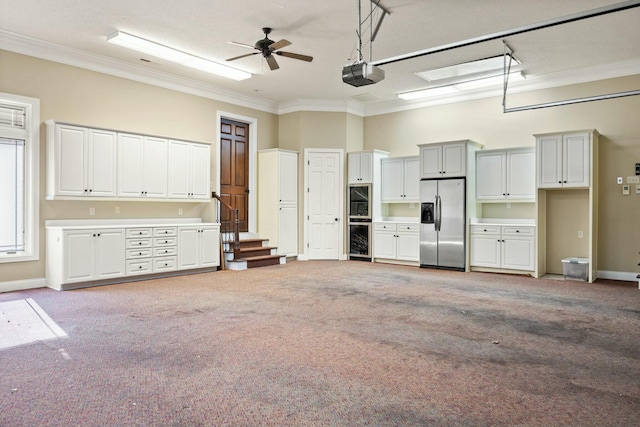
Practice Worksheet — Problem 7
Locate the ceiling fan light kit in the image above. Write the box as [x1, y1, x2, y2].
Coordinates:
[107, 31, 251, 81]
[226, 27, 313, 71]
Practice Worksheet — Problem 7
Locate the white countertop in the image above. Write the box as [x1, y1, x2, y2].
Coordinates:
[373, 217, 419, 223]
[45, 218, 219, 229]
[470, 218, 535, 227]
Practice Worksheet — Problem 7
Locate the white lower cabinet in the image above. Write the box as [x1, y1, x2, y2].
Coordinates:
[63, 228, 126, 284]
[46, 221, 220, 290]
[177, 225, 220, 270]
[373, 222, 419, 263]
[470, 225, 535, 272]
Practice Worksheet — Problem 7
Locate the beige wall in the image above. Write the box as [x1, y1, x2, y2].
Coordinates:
[0, 50, 278, 282]
[364, 75, 640, 274]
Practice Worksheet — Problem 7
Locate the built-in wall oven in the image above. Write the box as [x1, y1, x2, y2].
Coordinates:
[348, 183, 372, 260]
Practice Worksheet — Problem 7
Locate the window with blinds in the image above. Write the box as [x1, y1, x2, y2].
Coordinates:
[0, 138, 25, 253]
[0, 103, 26, 129]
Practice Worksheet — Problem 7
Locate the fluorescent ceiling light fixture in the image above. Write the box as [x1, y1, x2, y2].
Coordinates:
[398, 71, 525, 101]
[417, 55, 520, 82]
[107, 31, 251, 81]
[398, 85, 459, 100]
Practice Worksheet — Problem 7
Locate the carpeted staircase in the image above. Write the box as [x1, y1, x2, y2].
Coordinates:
[223, 233, 286, 271]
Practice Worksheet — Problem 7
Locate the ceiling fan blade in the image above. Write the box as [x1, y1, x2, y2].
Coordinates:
[268, 39, 291, 51]
[276, 51, 313, 62]
[228, 41, 256, 49]
[226, 52, 259, 62]
[265, 54, 280, 70]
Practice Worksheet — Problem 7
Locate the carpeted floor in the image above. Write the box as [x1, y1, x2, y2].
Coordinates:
[1, 261, 639, 427]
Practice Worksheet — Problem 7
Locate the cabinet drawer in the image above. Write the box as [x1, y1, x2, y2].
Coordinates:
[126, 248, 152, 259]
[397, 223, 419, 233]
[502, 226, 534, 236]
[126, 258, 152, 275]
[470, 225, 500, 235]
[374, 223, 397, 231]
[126, 238, 152, 248]
[154, 246, 177, 257]
[126, 228, 152, 238]
[153, 227, 177, 237]
[154, 237, 177, 247]
[154, 256, 177, 272]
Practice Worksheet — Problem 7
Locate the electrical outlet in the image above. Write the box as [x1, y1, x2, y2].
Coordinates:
[617, 177, 623, 184]
[89, 207, 95, 216]
[577, 230, 584, 239]
[115, 206, 120, 214]
[178, 208, 183, 216]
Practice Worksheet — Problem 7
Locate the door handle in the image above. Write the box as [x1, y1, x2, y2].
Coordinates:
[435, 195, 442, 232]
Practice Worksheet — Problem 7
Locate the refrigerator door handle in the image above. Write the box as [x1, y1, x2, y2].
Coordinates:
[435, 195, 442, 232]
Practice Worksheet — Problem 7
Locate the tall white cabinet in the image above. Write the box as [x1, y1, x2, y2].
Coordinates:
[258, 149, 298, 257]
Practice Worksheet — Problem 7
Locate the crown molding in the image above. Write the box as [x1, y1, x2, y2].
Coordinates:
[0, 30, 279, 114]
[278, 98, 365, 116]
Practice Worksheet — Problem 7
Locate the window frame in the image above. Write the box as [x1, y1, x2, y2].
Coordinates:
[0, 92, 40, 263]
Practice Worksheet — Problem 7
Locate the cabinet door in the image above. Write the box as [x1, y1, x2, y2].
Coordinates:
[442, 143, 466, 177]
[63, 229, 94, 283]
[88, 129, 117, 197]
[506, 149, 535, 200]
[278, 204, 298, 256]
[347, 153, 362, 184]
[143, 136, 168, 198]
[469, 234, 501, 268]
[537, 135, 563, 188]
[501, 236, 535, 271]
[56, 124, 87, 196]
[403, 157, 420, 202]
[190, 143, 211, 199]
[167, 140, 190, 199]
[373, 229, 396, 259]
[279, 152, 298, 204]
[177, 227, 199, 269]
[200, 226, 220, 268]
[420, 145, 442, 179]
[396, 230, 419, 262]
[94, 228, 125, 279]
[118, 133, 144, 197]
[359, 151, 373, 183]
[563, 133, 590, 188]
[381, 158, 404, 202]
[476, 152, 506, 200]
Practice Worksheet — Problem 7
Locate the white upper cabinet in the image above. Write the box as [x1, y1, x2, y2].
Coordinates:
[476, 148, 535, 201]
[536, 132, 590, 188]
[118, 134, 168, 198]
[381, 156, 420, 202]
[168, 140, 211, 200]
[46, 122, 117, 198]
[419, 142, 467, 179]
[348, 151, 374, 183]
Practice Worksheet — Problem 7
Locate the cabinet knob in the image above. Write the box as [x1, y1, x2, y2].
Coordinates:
[516, 230, 520, 233]
[138, 242, 142, 245]
[138, 266, 142, 269]
[558, 181, 562, 184]
[138, 252, 142, 255]
[484, 229, 487, 232]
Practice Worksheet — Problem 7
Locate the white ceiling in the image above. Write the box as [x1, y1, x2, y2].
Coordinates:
[1, 0, 640, 115]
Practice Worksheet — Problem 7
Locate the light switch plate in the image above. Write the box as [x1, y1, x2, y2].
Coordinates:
[622, 185, 630, 195]
[627, 176, 640, 184]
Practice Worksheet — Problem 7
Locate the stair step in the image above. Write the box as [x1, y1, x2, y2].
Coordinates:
[239, 254, 284, 268]
[237, 238, 268, 249]
[239, 246, 276, 258]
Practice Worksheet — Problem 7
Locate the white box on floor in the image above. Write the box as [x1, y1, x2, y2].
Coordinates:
[562, 257, 589, 281]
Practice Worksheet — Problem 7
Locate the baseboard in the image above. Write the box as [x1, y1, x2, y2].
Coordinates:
[0, 278, 47, 293]
[597, 270, 638, 282]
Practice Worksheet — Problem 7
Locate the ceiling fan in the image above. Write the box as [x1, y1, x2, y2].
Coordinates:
[226, 27, 313, 70]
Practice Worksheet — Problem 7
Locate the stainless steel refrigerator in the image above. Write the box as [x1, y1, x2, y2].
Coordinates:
[419, 178, 466, 270]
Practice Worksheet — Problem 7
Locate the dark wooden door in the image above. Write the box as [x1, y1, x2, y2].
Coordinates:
[220, 119, 249, 232]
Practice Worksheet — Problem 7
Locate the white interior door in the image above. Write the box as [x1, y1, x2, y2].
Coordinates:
[306, 150, 343, 260]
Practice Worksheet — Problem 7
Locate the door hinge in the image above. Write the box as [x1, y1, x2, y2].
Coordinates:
[307, 215, 309, 220]
[307, 243, 309, 248]
[307, 160, 310, 165]
[307, 188, 309, 192]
